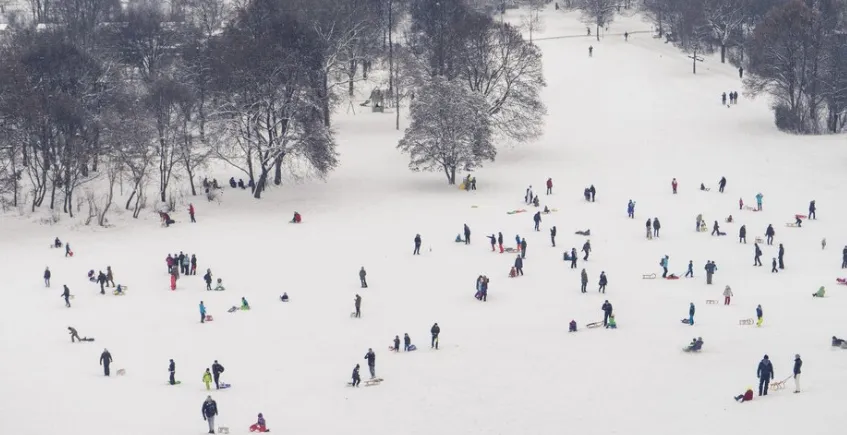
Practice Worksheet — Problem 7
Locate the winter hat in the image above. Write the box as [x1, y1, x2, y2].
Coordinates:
[258, 413, 263, 417]
[795, 354, 801, 359]
[764, 354, 769, 359]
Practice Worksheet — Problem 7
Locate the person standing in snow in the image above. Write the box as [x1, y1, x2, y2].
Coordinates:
[627, 200, 635, 219]
[96, 270, 107, 294]
[684, 260, 694, 278]
[169, 359, 176, 385]
[672, 178, 678, 194]
[431, 323, 440, 349]
[771, 258, 778, 273]
[487, 234, 497, 251]
[65, 242, 72, 257]
[602, 300, 613, 327]
[359, 267, 367, 288]
[653, 218, 661, 238]
[520, 238, 527, 259]
[712, 221, 720, 236]
[546, 178, 553, 195]
[463, 224, 471, 245]
[62, 285, 71, 307]
[191, 254, 197, 275]
[44, 267, 51, 287]
[514, 255, 524, 276]
[645, 218, 653, 239]
[580, 268, 588, 293]
[755, 193, 764, 211]
[351, 364, 361, 387]
[354, 294, 362, 318]
[199, 301, 207, 323]
[722, 92, 727, 105]
[688, 303, 695, 325]
[106, 266, 115, 288]
[705, 261, 717, 284]
[582, 240, 591, 261]
[393, 336, 401, 352]
[204, 269, 213, 290]
[567, 248, 576, 269]
[203, 370, 213, 391]
[550, 226, 557, 247]
[754, 243, 763, 266]
[413, 234, 422, 255]
[497, 232, 504, 253]
[212, 360, 225, 389]
[189, 203, 196, 223]
[723, 285, 733, 305]
[202, 396, 218, 434]
[739, 225, 747, 243]
[756, 304, 763, 327]
[778, 244, 785, 269]
[589, 185, 596, 202]
[100, 348, 113, 376]
[718, 177, 727, 193]
[533, 212, 542, 231]
[598, 271, 607, 293]
[660, 255, 669, 278]
[404, 333, 411, 351]
[363, 348, 376, 378]
[757, 355, 774, 396]
[525, 186, 533, 204]
[808, 200, 816, 220]
[588, 45, 593, 57]
[765, 224, 775, 245]
[793, 354, 802, 393]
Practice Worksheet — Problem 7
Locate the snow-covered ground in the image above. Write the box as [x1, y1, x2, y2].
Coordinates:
[3, 6, 847, 435]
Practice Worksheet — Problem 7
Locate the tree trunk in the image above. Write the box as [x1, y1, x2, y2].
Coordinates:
[273, 155, 283, 185]
[720, 44, 726, 63]
[388, 0, 393, 93]
[348, 59, 356, 96]
[692, 49, 697, 74]
[596, 24, 600, 41]
[253, 169, 269, 199]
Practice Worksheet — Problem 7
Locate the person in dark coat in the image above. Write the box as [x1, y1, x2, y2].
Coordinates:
[718, 176, 726, 193]
[582, 240, 591, 260]
[765, 224, 775, 245]
[62, 285, 71, 307]
[191, 254, 197, 275]
[520, 238, 527, 259]
[793, 354, 802, 393]
[44, 267, 51, 287]
[550, 226, 557, 247]
[739, 225, 747, 243]
[403, 333, 411, 351]
[169, 359, 176, 385]
[354, 294, 362, 318]
[533, 212, 542, 231]
[211, 360, 224, 389]
[203, 269, 213, 290]
[771, 258, 778, 273]
[684, 260, 694, 278]
[589, 185, 596, 202]
[602, 300, 613, 326]
[497, 232, 504, 253]
[778, 244, 785, 269]
[487, 234, 497, 251]
[359, 267, 367, 288]
[202, 396, 218, 434]
[705, 261, 716, 284]
[570, 248, 578, 269]
[754, 243, 763, 266]
[580, 268, 588, 293]
[808, 200, 816, 220]
[97, 271, 107, 294]
[653, 218, 661, 238]
[351, 364, 361, 387]
[514, 255, 524, 276]
[413, 234, 422, 255]
[546, 178, 553, 195]
[68, 326, 82, 342]
[100, 349, 113, 376]
[463, 224, 471, 245]
[757, 355, 774, 396]
[393, 336, 401, 352]
[712, 221, 720, 236]
[598, 271, 607, 293]
[627, 200, 635, 218]
[842, 246, 847, 268]
[65, 243, 72, 257]
[431, 323, 440, 349]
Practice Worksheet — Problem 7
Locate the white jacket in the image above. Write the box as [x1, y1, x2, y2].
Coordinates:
[723, 286, 733, 297]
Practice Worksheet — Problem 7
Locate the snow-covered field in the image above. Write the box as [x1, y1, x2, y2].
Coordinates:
[3, 6, 847, 435]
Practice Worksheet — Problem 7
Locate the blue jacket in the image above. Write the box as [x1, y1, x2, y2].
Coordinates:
[687, 262, 693, 272]
[793, 358, 802, 375]
[202, 400, 218, 418]
[755, 193, 763, 204]
[199, 303, 206, 315]
[689, 304, 695, 316]
[757, 359, 774, 380]
[661, 257, 668, 268]
[756, 306, 762, 318]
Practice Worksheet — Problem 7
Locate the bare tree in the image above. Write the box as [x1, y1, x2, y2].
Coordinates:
[520, 0, 546, 42]
[704, 0, 745, 63]
[577, 0, 617, 41]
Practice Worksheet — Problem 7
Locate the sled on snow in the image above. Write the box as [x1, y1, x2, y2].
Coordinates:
[116, 369, 126, 376]
[586, 322, 604, 329]
[755, 237, 764, 244]
[217, 426, 230, 434]
[112, 285, 128, 296]
[574, 230, 591, 236]
[166, 381, 182, 385]
[743, 205, 757, 211]
[204, 315, 214, 322]
[705, 299, 719, 304]
[795, 214, 807, 219]
[506, 209, 528, 215]
[666, 274, 680, 280]
[785, 223, 799, 227]
[837, 278, 847, 285]
[642, 273, 656, 279]
[219, 383, 232, 389]
[770, 376, 791, 391]
[739, 318, 754, 326]
[505, 247, 520, 253]
[79, 337, 95, 342]
[680, 318, 691, 324]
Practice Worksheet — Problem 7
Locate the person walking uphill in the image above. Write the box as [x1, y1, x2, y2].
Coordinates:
[431, 323, 440, 349]
[808, 200, 816, 220]
[688, 303, 695, 325]
[602, 300, 613, 327]
[359, 267, 367, 288]
[533, 211, 542, 232]
[463, 224, 471, 244]
[212, 360, 224, 389]
[413, 234, 422, 255]
[723, 285, 733, 305]
[793, 354, 802, 393]
[757, 355, 775, 396]
[685, 260, 694, 278]
[189, 203, 196, 223]
[44, 267, 51, 287]
[765, 224, 775, 245]
[582, 240, 591, 261]
[364, 348, 376, 378]
[778, 244, 785, 269]
[754, 243, 763, 266]
[62, 285, 71, 307]
[202, 396, 218, 434]
[580, 268, 588, 293]
[598, 271, 607, 293]
[100, 348, 113, 376]
[550, 226, 557, 247]
[199, 301, 207, 323]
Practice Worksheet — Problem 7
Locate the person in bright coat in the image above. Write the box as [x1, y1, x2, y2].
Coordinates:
[200, 301, 207, 323]
[813, 286, 825, 297]
[203, 368, 213, 390]
[734, 387, 754, 403]
[755, 193, 763, 211]
[189, 203, 196, 223]
[249, 413, 268, 432]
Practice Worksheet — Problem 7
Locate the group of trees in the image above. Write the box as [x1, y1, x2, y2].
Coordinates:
[0, 0, 409, 221]
[637, 0, 847, 134]
[397, 0, 546, 184]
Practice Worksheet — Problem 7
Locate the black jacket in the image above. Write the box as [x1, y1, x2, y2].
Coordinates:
[755, 244, 762, 256]
[653, 219, 661, 229]
[778, 245, 784, 258]
[100, 351, 112, 366]
[514, 257, 523, 268]
[793, 358, 802, 375]
[464, 225, 470, 237]
[581, 270, 588, 284]
[414, 235, 421, 246]
[364, 351, 376, 366]
[550, 227, 557, 237]
[202, 400, 218, 418]
[44, 269, 51, 279]
[431, 324, 440, 336]
[534, 212, 541, 223]
[582, 241, 591, 253]
[757, 359, 774, 380]
[62, 285, 70, 297]
[646, 219, 651, 228]
[766, 225, 775, 237]
[97, 272, 107, 284]
[497, 233, 503, 244]
[355, 296, 362, 308]
[394, 337, 400, 348]
[169, 360, 175, 373]
[212, 362, 224, 377]
[602, 302, 612, 314]
[204, 272, 212, 284]
[740, 226, 746, 237]
[404, 334, 411, 346]
[352, 366, 360, 380]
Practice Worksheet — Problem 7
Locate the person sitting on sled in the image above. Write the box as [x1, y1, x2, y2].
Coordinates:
[280, 292, 289, 302]
[569, 320, 577, 332]
[54, 237, 62, 248]
[606, 315, 617, 329]
[114, 284, 124, 295]
[833, 336, 846, 347]
[241, 297, 250, 310]
[291, 211, 302, 223]
[543, 205, 550, 214]
[249, 413, 268, 432]
[214, 278, 225, 291]
[734, 387, 754, 403]
[813, 286, 825, 297]
[726, 215, 733, 223]
[684, 337, 703, 352]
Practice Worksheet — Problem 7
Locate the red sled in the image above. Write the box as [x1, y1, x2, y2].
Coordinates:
[666, 275, 680, 280]
[795, 214, 807, 219]
[836, 278, 847, 285]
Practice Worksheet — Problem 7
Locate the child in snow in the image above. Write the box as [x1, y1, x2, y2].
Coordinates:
[280, 292, 289, 302]
[203, 368, 213, 390]
[734, 387, 754, 403]
[606, 315, 617, 329]
[291, 212, 302, 223]
[249, 413, 268, 432]
[569, 320, 577, 332]
[813, 287, 825, 297]
[241, 297, 250, 310]
[214, 279, 225, 291]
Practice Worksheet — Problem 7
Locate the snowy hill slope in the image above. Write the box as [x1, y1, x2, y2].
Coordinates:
[2, 6, 847, 435]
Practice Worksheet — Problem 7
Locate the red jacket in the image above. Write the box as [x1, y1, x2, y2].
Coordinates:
[546, 179, 552, 188]
[189, 205, 195, 214]
[742, 389, 753, 401]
